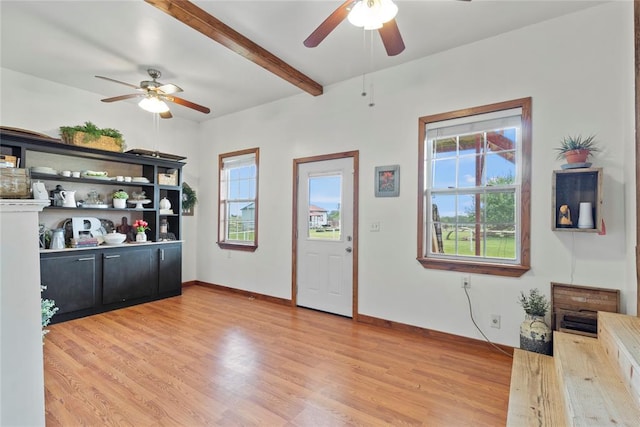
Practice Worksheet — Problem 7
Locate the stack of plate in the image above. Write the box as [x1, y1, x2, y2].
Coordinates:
[132, 177, 150, 183]
[30, 166, 57, 175]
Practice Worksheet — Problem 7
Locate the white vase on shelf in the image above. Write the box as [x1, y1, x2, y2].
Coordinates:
[136, 232, 147, 243]
[159, 197, 171, 210]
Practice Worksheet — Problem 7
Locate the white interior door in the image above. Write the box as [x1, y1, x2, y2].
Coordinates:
[296, 157, 354, 317]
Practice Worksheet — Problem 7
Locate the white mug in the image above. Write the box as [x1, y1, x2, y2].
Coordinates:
[72, 171, 81, 178]
[124, 176, 132, 182]
[116, 176, 124, 182]
[61, 170, 71, 177]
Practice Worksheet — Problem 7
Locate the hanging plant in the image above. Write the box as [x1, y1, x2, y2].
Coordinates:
[182, 182, 197, 213]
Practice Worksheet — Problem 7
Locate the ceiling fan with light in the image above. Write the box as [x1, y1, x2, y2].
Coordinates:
[304, 0, 471, 56]
[96, 68, 211, 118]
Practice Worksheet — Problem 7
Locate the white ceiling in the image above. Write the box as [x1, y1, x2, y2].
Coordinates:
[1, 1, 604, 122]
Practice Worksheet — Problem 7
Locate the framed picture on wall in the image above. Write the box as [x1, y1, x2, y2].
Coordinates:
[375, 165, 400, 197]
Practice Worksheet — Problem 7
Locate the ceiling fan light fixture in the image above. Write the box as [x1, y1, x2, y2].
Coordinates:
[348, 0, 398, 30]
[138, 96, 170, 113]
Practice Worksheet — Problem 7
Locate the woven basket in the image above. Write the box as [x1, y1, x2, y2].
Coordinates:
[63, 132, 122, 152]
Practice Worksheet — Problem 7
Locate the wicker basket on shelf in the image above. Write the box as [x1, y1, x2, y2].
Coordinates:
[63, 132, 122, 152]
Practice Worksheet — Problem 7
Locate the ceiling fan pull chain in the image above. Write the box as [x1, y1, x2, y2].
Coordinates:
[368, 83, 375, 108]
[361, 74, 367, 97]
[367, 29, 375, 107]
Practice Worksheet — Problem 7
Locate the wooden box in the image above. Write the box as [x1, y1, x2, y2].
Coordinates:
[552, 168, 603, 232]
[551, 282, 619, 337]
[0, 168, 30, 198]
[0, 154, 18, 167]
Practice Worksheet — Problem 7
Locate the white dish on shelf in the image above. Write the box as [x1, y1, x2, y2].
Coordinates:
[103, 232, 127, 245]
[131, 177, 150, 183]
[30, 166, 57, 175]
[128, 199, 151, 209]
[82, 204, 109, 209]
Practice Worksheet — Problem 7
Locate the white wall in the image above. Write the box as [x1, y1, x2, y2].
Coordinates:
[0, 70, 201, 281]
[0, 2, 634, 348]
[196, 2, 635, 347]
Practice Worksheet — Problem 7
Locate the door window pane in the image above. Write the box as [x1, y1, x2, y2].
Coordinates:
[308, 175, 341, 240]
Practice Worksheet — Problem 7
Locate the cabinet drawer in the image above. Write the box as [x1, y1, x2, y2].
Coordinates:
[41, 254, 96, 315]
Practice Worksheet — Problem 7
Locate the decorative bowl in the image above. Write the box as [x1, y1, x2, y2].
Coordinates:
[103, 232, 126, 245]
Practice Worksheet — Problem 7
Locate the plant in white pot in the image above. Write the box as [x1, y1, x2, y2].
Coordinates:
[555, 134, 599, 165]
[112, 189, 129, 209]
[518, 288, 552, 355]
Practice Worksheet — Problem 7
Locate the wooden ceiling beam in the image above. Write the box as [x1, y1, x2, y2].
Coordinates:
[145, 0, 323, 96]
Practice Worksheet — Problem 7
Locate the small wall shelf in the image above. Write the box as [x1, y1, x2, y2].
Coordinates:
[552, 167, 603, 232]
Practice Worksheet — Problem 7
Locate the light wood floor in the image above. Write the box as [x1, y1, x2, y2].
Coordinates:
[44, 285, 512, 426]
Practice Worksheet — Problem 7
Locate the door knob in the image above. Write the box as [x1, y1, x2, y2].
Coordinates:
[345, 247, 352, 253]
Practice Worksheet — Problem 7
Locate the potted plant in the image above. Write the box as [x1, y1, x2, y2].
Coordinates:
[518, 288, 552, 355]
[41, 285, 59, 342]
[59, 121, 126, 153]
[555, 134, 599, 164]
[133, 219, 150, 242]
[112, 189, 129, 209]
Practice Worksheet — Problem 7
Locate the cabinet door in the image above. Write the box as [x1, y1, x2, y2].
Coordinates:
[102, 247, 154, 305]
[158, 244, 182, 294]
[41, 254, 96, 315]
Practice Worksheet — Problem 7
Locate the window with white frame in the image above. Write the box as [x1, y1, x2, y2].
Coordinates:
[218, 148, 259, 251]
[418, 98, 531, 277]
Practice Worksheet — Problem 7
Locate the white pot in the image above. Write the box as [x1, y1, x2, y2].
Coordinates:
[113, 198, 127, 209]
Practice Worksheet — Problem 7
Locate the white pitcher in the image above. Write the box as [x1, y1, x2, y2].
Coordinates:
[59, 190, 77, 208]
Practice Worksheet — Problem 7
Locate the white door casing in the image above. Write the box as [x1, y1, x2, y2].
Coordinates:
[295, 155, 355, 317]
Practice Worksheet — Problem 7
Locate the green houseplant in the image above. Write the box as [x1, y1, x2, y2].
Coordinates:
[518, 288, 550, 317]
[112, 189, 129, 208]
[59, 121, 125, 152]
[555, 134, 599, 164]
[41, 286, 59, 342]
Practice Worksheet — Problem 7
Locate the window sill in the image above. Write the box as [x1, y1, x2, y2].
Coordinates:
[417, 257, 529, 277]
[217, 242, 258, 252]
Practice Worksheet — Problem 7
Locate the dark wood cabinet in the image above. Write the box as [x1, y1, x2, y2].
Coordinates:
[102, 247, 154, 305]
[41, 253, 97, 316]
[41, 242, 182, 323]
[158, 243, 182, 295]
[3, 128, 185, 323]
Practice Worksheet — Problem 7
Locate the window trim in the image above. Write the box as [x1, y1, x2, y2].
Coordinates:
[217, 147, 259, 252]
[417, 98, 531, 277]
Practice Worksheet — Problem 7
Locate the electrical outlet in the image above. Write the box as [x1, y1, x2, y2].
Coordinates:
[491, 314, 501, 329]
[461, 276, 470, 288]
[370, 221, 380, 232]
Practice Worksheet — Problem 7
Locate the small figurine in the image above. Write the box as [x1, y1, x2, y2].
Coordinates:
[559, 204, 573, 227]
[116, 216, 135, 242]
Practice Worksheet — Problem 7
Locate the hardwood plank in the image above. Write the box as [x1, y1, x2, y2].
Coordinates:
[44, 285, 512, 425]
[598, 312, 640, 406]
[507, 349, 565, 426]
[554, 331, 640, 425]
